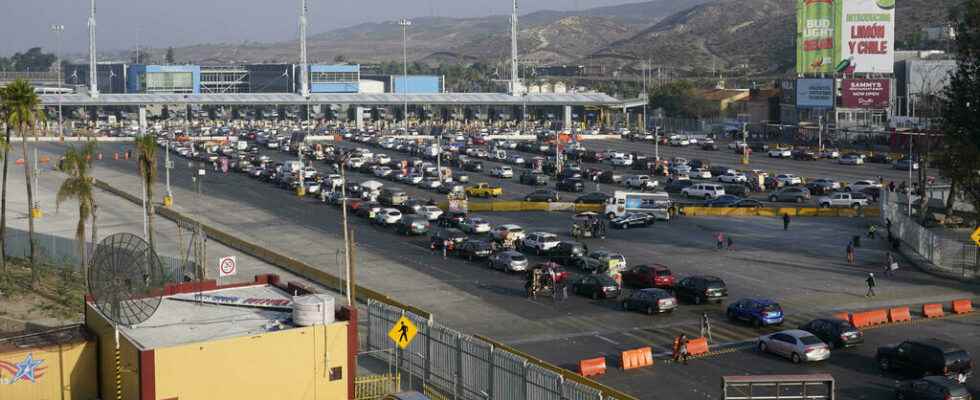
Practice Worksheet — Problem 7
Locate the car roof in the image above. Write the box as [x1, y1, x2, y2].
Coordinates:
[776, 329, 816, 338]
[741, 298, 778, 306]
[913, 338, 962, 352]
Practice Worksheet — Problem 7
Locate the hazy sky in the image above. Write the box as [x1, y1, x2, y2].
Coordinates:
[1, 0, 639, 56]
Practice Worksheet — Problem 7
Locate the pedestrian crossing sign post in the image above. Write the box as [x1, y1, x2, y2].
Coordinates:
[971, 227, 980, 247]
[388, 316, 418, 350]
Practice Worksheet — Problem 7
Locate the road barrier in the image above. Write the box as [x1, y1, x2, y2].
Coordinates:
[952, 299, 973, 314]
[681, 206, 879, 218]
[850, 310, 888, 328]
[888, 307, 912, 323]
[579, 357, 607, 377]
[685, 337, 710, 356]
[832, 312, 850, 321]
[620, 347, 653, 370]
[922, 303, 945, 318]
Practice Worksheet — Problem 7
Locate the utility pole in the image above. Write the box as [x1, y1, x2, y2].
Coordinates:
[398, 18, 412, 132]
[338, 154, 355, 306]
[510, 0, 520, 95]
[741, 122, 749, 165]
[298, 0, 310, 98]
[87, 0, 99, 98]
[51, 24, 65, 137]
[818, 115, 823, 151]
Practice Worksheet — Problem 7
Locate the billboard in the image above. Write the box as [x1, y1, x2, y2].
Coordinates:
[796, 79, 835, 108]
[796, 0, 837, 74]
[837, 0, 895, 74]
[841, 79, 891, 108]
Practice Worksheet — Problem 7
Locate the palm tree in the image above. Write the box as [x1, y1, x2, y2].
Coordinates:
[2, 79, 44, 284]
[56, 141, 97, 283]
[135, 134, 158, 250]
[0, 85, 10, 274]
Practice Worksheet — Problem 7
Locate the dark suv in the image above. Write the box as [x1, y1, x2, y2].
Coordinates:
[674, 275, 728, 304]
[799, 318, 864, 348]
[546, 241, 587, 266]
[876, 339, 974, 381]
[519, 171, 549, 186]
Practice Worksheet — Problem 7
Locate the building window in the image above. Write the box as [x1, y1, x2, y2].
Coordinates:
[311, 71, 358, 83]
[145, 72, 193, 93]
[329, 366, 343, 381]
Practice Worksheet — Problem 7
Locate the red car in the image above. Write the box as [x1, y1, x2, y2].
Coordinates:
[622, 264, 675, 289]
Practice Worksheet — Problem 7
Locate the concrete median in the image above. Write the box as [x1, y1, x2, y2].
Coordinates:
[681, 206, 879, 218]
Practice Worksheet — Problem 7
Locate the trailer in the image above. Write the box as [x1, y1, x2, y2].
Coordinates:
[604, 191, 672, 221]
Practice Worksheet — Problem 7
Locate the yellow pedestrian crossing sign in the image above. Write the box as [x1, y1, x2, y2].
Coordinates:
[971, 227, 980, 247]
[388, 316, 418, 349]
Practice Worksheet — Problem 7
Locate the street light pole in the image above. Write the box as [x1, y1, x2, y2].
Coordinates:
[398, 18, 412, 132]
[50, 24, 65, 137]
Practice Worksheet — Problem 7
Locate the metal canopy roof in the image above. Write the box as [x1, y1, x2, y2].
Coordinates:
[39, 92, 633, 107]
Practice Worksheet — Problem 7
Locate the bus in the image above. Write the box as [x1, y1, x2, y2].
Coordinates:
[604, 191, 672, 221]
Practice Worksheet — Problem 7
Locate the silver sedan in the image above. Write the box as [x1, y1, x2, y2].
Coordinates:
[487, 250, 528, 272]
[758, 329, 831, 363]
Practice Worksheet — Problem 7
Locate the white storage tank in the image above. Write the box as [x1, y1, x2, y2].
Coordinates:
[292, 294, 336, 326]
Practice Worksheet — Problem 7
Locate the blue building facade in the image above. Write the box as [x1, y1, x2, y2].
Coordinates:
[127, 65, 202, 94]
[393, 75, 442, 94]
[309, 64, 360, 93]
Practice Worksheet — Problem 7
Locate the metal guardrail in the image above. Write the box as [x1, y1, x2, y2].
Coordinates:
[354, 373, 402, 400]
[880, 191, 978, 279]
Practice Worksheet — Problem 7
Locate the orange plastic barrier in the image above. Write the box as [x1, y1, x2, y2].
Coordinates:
[922, 303, 945, 318]
[849, 312, 868, 328]
[889, 307, 912, 323]
[952, 299, 973, 314]
[865, 309, 888, 326]
[39, 156, 50, 164]
[686, 337, 709, 356]
[620, 347, 653, 370]
[579, 357, 607, 377]
[15, 158, 24, 165]
[832, 312, 850, 321]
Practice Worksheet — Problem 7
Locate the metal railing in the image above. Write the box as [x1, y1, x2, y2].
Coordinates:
[355, 373, 402, 400]
[3, 228, 191, 282]
[364, 299, 626, 400]
[880, 191, 978, 279]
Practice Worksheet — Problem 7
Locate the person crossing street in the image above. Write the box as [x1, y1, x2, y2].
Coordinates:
[865, 273, 877, 297]
[783, 213, 791, 231]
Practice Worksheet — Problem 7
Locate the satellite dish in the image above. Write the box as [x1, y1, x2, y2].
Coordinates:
[87, 233, 166, 327]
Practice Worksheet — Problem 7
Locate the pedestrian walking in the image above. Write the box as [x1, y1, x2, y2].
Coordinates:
[868, 224, 877, 239]
[715, 232, 725, 250]
[865, 273, 877, 297]
[700, 312, 713, 342]
[888, 181, 896, 192]
[846, 241, 855, 265]
[782, 213, 791, 231]
[442, 240, 450, 259]
[884, 252, 898, 276]
[726, 235, 734, 251]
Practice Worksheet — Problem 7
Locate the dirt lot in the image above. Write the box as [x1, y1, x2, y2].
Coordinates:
[0, 259, 86, 336]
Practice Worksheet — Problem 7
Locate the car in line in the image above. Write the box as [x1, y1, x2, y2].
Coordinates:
[373, 208, 403, 225]
[487, 250, 529, 272]
[774, 174, 803, 186]
[704, 195, 743, 207]
[718, 172, 748, 184]
[437, 211, 468, 227]
[621, 264, 675, 289]
[396, 217, 431, 236]
[519, 171, 549, 186]
[894, 159, 921, 170]
[430, 228, 468, 249]
[768, 147, 792, 158]
[839, 154, 865, 165]
[556, 178, 585, 192]
[769, 187, 811, 203]
[664, 180, 694, 193]
[458, 217, 492, 234]
[621, 288, 677, 314]
[682, 183, 726, 200]
[574, 192, 611, 204]
[726, 298, 785, 327]
[876, 339, 974, 382]
[524, 190, 560, 202]
[456, 239, 494, 261]
[609, 212, 656, 229]
[894, 376, 972, 400]
[489, 166, 514, 178]
[546, 241, 587, 266]
[570, 274, 621, 300]
[418, 205, 443, 221]
[624, 175, 658, 190]
[674, 275, 728, 304]
[523, 232, 561, 254]
[757, 329, 831, 364]
[816, 192, 870, 208]
[806, 178, 840, 195]
[491, 224, 526, 242]
[798, 318, 864, 349]
[847, 180, 882, 193]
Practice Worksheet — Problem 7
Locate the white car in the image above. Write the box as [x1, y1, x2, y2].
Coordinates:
[718, 172, 747, 183]
[682, 183, 726, 199]
[325, 174, 344, 189]
[669, 136, 690, 146]
[347, 157, 366, 168]
[816, 192, 870, 208]
[522, 232, 561, 254]
[301, 167, 317, 179]
[768, 148, 792, 158]
[757, 330, 831, 364]
[846, 180, 881, 193]
[402, 175, 424, 185]
[267, 140, 280, 149]
[459, 217, 492, 234]
[491, 224, 526, 242]
[374, 154, 391, 164]
[490, 166, 514, 179]
[420, 177, 442, 190]
[610, 155, 634, 167]
[817, 149, 840, 159]
[507, 154, 526, 165]
[418, 205, 443, 221]
[374, 208, 402, 225]
[625, 175, 658, 189]
[372, 166, 393, 178]
[838, 154, 864, 165]
[775, 174, 802, 186]
[692, 168, 713, 179]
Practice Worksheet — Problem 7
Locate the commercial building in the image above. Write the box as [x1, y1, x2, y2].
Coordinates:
[63, 62, 129, 94]
[86, 274, 354, 400]
[200, 65, 250, 93]
[894, 58, 956, 117]
[0, 325, 98, 400]
[393, 75, 443, 94]
[310, 64, 360, 93]
[127, 65, 202, 94]
[247, 64, 297, 93]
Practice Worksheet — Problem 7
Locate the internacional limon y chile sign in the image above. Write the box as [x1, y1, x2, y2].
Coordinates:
[796, 0, 895, 75]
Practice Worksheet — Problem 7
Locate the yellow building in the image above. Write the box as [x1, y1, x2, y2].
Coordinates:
[0, 325, 99, 400]
[85, 274, 355, 400]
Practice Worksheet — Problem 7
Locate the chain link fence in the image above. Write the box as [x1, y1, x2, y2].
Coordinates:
[880, 191, 978, 279]
[3, 228, 191, 282]
[364, 299, 626, 400]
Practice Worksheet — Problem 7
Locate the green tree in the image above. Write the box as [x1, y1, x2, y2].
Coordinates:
[10, 47, 56, 71]
[0, 88, 9, 274]
[165, 47, 175, 64]
[135, 134, 158, 250]
[937, 0, 980, 219]
[2, 79, 44, 285]
[56, 141, 98, 282]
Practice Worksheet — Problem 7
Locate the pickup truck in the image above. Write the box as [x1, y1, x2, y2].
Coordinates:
[816, 192, 869, 208]
[466, 183, 502, 198]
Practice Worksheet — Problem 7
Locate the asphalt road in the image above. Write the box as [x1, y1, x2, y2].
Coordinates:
[33, 139, 977, 399]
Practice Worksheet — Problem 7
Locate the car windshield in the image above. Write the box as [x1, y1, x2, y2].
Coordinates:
[704, 280, 725, 289]
[510, 255, 526, 261]
[799, 336, 823, 345]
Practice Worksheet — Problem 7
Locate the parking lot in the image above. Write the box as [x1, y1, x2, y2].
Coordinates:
[35, 131, 976, 399]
